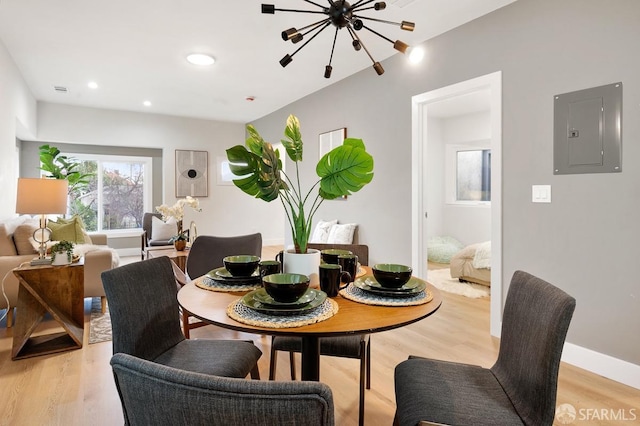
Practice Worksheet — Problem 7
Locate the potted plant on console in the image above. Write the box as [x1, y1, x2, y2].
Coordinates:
[226, 114, 374, 284]
[51, 240, 75, 265]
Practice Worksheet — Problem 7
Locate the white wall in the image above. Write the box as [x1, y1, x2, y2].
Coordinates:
[35, 103, 285, 246]
[0, 40, 37, 218]
[441, 111, 491, 246]
[424, 112, 491, 247]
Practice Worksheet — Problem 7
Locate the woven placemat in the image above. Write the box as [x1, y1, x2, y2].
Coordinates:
[339, 284, 433, 306]
[195, 275, 261, 293]
[227, 298, 339, 329]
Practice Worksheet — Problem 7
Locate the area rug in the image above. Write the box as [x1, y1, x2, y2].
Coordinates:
[426, 269, 490, 298]
[89, 297, 112, 344]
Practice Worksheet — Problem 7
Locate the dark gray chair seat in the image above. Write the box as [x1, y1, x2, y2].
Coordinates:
[101, 256, 262, 380]
[394, 270, 576, 426]
[111, 353, 335, 426]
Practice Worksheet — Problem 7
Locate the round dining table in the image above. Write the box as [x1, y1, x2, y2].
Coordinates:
[177, 270, 442, 381]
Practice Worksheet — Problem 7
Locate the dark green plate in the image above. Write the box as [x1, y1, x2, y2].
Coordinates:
[354, 276, 426, 297]
[214, 266, 259, 279]
[206, 267, 261, 285]
[241, 288, 327, 315]
[253, 288, 317, 308]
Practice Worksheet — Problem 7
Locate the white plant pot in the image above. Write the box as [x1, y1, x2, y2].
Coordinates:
[52, 252, 71, 266]
[280, 249, 321, 286]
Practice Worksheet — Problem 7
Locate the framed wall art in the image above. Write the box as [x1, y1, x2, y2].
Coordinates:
[319, 127, 346, 158]
[175, 149, 208, 197]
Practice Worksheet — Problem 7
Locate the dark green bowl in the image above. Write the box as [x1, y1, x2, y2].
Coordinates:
[223, 255, 260, 277]
[372, 263, 412, 288]
[262, 273, 310, 303]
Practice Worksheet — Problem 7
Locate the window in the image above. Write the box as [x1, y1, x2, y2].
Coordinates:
[456, 149, 491, 202]
[69, 154, 152, 233]
[445, 143, 491, 205]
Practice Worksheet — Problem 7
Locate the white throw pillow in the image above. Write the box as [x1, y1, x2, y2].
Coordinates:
[309, 219, 338, 243]
[327, 223, 357, 244]
[151, 216, 176, 241]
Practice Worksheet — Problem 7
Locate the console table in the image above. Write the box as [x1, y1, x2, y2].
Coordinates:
[12, 260, 84, 360]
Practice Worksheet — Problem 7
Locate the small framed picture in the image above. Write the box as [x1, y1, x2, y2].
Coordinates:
[319, 127, 346, 158]
[217, 156, 235, 186]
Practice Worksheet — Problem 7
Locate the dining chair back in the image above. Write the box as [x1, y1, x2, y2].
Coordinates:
[270, 243, 371, 426]
[393, 270, 576, 426]
[101, 256, 262, 379]
[181, 233, 262, 337]
[185, 233, 263, 280]
[111, 353, 335, 426]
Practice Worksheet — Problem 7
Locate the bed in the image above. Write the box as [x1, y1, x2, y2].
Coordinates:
[449, 241, 491, 287]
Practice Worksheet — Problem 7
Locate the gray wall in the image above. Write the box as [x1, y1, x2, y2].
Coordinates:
[252, 0, 640, 366]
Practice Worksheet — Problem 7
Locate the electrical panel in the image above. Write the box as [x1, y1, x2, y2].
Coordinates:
[553, 82, 622, 174]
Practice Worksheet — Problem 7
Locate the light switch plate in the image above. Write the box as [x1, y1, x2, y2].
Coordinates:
[532, 185, 551, 203]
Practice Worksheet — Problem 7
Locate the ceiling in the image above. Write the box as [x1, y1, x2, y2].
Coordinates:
[0, 0, 516, 123]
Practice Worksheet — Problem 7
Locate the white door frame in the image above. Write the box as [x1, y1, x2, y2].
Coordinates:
[411, 71, 503, 336]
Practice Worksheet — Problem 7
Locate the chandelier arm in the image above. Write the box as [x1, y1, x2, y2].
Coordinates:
[297, 17, 332, 35]
[360, 23, 393, 44]
[350, 0, 369, 9]
[347, 26, 376, 64]
[326, 0, 337, 7]
[352, 14, 406, 27]
[272, 7, 328, 14]
[302, 0, 328, 9]
[328, 26, 339, 66]
[289, 21, 332, 59]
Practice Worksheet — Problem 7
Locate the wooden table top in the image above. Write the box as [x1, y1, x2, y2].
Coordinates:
[177, 270, 442, 338]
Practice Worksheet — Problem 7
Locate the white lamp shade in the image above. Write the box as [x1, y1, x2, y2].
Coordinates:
[16, 178, 68, 214]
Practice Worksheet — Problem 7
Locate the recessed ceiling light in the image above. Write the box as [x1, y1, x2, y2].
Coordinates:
[143, 100, 152, 107]
[88, 81, 98, 89]
[409, 47, 425, 64]
[186, 53, 215, 66]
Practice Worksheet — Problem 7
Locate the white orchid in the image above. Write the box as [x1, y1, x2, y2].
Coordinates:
[155, 196, 201, 222]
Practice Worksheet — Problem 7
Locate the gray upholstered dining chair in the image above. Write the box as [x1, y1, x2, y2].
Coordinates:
[180, 233, 263, 338]
[111, 352, 335, 426]
[140, 212, 174, 259]
[394, 270, 576, 426]
[270, 243, 371, 426]
[101, 256, 262, 380]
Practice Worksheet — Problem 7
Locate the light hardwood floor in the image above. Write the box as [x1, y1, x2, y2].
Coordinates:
[0, 251, 638, 425]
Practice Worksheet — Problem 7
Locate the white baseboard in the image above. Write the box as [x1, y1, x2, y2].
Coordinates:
[561, 342, 640, 390]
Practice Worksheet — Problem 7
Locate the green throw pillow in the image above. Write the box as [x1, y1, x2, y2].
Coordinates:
[49, 216, 86, 244]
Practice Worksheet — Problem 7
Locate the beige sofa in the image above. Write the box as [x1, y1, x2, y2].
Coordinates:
[1, 216, 118, 327]
[449, 242, 491, 287]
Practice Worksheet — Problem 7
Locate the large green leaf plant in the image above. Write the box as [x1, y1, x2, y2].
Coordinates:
[38, 144, 94, 194]
[226, 114, 374, 254]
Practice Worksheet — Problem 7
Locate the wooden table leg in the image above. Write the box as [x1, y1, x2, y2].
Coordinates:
[301, 336, 320, 381]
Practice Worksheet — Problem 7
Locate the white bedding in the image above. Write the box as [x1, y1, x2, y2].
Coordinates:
[472, 241, 491, 269]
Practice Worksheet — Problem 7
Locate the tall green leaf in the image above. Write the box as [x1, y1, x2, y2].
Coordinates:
[317, 138, 374, 199]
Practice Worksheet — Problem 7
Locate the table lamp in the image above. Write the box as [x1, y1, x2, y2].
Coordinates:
[16, 178, 68, 265]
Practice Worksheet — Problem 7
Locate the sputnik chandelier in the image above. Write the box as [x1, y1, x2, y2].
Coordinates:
[262, 0, 415, 78]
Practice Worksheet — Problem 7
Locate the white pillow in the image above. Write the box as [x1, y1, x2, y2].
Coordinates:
[327, 223, 357, 244]
[309, 219, 338, 243]
[151, 216, 176, 241]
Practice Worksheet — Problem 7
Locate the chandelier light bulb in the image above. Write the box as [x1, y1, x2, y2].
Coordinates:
[408, 46, 425, 64]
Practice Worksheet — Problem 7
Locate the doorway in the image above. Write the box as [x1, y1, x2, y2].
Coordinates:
[411, 71, 502, 336]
